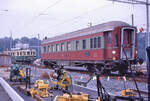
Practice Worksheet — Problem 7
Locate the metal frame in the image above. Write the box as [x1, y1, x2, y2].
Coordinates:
[120, 27, 135, 60]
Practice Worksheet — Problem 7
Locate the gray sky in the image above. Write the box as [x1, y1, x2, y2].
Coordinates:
[0, 0, 149, 39]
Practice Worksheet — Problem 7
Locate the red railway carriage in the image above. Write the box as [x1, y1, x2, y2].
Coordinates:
[41, 21, 141, 73]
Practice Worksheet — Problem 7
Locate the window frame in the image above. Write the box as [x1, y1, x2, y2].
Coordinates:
[61, 43, 65, 51]
[67, 42, 71, 51]
[115, 34, 119, 47]
[90, 38, 93, 49]
[76, 40, 79, 50]
[82, 39, 86, 49]
[107, 31, 112, 44]
[98, 37, 101, 48]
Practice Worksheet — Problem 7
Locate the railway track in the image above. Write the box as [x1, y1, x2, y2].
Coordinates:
[31, 64, 147, 83]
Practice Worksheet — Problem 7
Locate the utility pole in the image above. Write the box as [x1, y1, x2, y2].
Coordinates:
[88, 22, 92, 27]
[38, 34, 40, 59]
[146, 47, 150, 101]
[131, 14, 134, 26]
[10, 30, 12, 50]
[146, 0, 149, 46]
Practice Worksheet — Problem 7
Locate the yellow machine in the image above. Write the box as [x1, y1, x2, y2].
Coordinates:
[19, 69, 25, 78]
[9, 64, 25, 81]
[30, 80, 50, 98]
[52, 70, 71, 90]
[121, 89, 137, 97]
[54, 92, 89, 101]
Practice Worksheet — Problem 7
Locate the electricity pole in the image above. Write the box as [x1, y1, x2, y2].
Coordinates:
[88, 22, 92, 27]
[10, 30, 12, 50]
[38, 34, 40, 59]
[146, 0, 150, 46]
[131, 14, 134, 26]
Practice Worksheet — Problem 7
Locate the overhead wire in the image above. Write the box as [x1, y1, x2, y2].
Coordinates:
[16, 0, 145, 37]
[15, 0, 63, 34]
[41, 3, 112, 33]
[43, 2, 137, 34]
[32, 0, 63, 21]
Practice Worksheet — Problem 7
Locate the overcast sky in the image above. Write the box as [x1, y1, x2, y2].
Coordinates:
[0, 0, 149, 39]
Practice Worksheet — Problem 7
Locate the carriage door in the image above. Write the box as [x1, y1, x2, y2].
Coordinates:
[120, 27, 135, 60]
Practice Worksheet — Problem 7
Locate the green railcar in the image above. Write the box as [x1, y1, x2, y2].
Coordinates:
[4, 49, 36, 64]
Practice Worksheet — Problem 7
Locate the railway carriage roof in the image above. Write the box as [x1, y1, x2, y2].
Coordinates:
[4, 49, 36, 52]
[42, 21, 130, 44]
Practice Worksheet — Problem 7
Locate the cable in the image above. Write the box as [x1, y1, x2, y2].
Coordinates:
[41, 3, 112, 33]
[32, 0, 63, 21]
[16, 0, 63, 34]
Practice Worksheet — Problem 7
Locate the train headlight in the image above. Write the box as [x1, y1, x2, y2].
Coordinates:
[113, 57, 116, 60]
[112, 50, 116, 54]
[136, 50, 138, 54]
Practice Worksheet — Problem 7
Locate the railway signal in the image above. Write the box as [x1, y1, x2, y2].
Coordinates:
[139, 27, 144, 32]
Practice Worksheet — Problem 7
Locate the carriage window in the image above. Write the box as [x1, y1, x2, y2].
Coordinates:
[33, 52, 35, 55]
[27, 51, 30, 55]
[61, 43, 65, 51]
[82, 40, 86, 49]
[44, 46, 47, 53]
[76, 41, 79, 50]
[98, 37, 101, 48]
[20, 52, 22, 56]
[48, 46, 50, 52]
[51, 45, 54, 52]
[115, 34, 119, 47]
[90, 38, 93, 48]
[94, 38, 98, 48]
[107, 32, 112, 44]
[56, 44, 60, 52]
[23, 51, 26, 55]
[126, 32, 130, 44]
[17, 52, 19, 56]
[67, 42, 71, 51]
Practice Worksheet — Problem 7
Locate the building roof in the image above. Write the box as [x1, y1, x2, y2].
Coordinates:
[0, 53, 10, 57]
[3, 48, 36, 53]
[42, 21, 131, 44]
